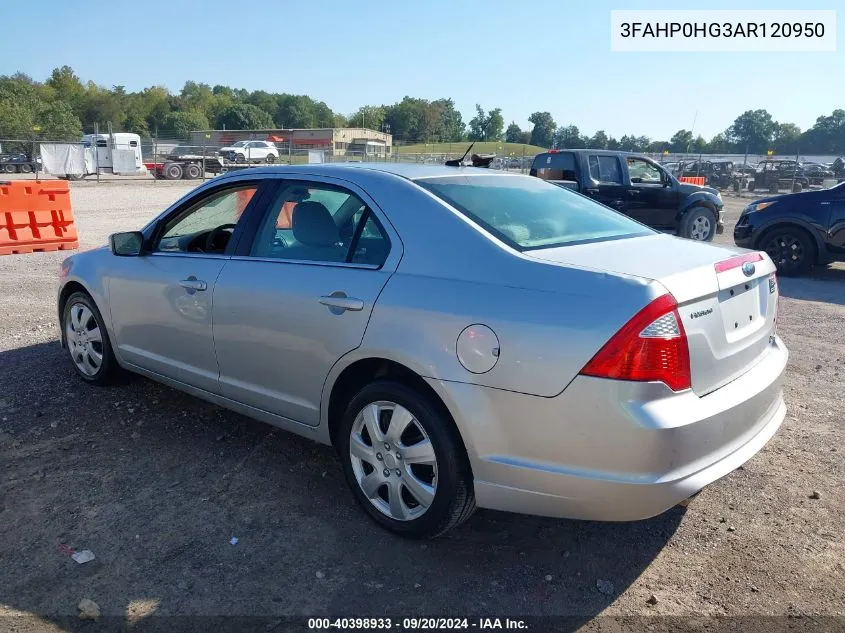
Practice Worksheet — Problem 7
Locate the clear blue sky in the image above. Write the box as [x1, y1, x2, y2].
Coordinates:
[1, 0, 842, 139]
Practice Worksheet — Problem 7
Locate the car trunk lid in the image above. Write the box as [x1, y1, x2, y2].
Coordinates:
[526, 234, 778, 396]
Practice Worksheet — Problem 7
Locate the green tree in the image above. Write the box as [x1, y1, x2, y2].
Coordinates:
[528, 111, 556, 147]
[708, 132, 733, 153]
[349, 105, 386, 130]
[81, 82, 127, 131]
[468, 105, 504, 141]
[246, 90, 279, 120]
[587, 130, 609, 149]
[160, 111, 210, 139]
[505, 122, 523, 143]
[772, 123, 802, 154]
[36, 101, 82, 140]
[46, 66, 86, 118]
[801, 109, 845, 153]
[553, 124, 585, 149]
[669, 129, 694, 153]
[606, 136, 620, 150]
[216, 103, 274, 130]
[727, 109, 776, 153]
[433, 98, 464, 141]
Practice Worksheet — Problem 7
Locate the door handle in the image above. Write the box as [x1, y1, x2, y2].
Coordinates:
[319, 294, 364, 312]
[179, 277, 207, 291]
[627, 189, 640, 195]
[584, 188, 599, 195]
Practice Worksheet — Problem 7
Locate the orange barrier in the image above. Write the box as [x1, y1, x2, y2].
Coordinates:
[0, 180, 79, 255]
[679, 176, 706, 186]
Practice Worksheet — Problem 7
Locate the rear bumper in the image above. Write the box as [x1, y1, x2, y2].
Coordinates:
[428, 335, 787, 521]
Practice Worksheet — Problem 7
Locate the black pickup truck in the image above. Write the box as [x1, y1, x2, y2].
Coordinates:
[530, 149, 724, 241]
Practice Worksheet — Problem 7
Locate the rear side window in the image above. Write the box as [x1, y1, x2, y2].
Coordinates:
[530, 152, 577, 181]
[416, 175, 653, 251]
[587, 155, 623, 184]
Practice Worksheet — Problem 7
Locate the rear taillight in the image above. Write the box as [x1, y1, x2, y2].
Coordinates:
[580, 294, 691, 392]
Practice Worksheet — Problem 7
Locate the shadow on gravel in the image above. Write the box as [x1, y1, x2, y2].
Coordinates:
[0, 341, 683, 630]
[777, 265, 845, 306]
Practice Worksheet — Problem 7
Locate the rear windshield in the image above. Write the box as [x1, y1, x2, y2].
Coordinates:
[530, 152, 577, 181]
[416, 175, 653, 251]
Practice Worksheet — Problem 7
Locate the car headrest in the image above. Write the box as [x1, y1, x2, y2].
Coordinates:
[292, 201, 339, 247]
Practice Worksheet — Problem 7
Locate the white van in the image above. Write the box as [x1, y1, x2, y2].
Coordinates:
[81, 133, 144, 174]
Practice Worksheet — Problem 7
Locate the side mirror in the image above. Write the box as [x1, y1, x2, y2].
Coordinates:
[110, 231, 144, 256]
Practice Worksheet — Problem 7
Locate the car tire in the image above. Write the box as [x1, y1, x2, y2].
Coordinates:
[184, 163, 201, 179]
[792, 182, 803, 193]
[20, 163, 33, 173]
[3, 164, 17, 173]
[235, 153, 246, 164]
[337, 380, 476, 539]
[163, 162, 183, 180]
[62, 291, 122, 385]
[265, 154, 276, 164]
[747, 180, 755, 192]
[759, 226, 815, 276]
[680, 206, 717, 241]
[769, 182, 779, 194]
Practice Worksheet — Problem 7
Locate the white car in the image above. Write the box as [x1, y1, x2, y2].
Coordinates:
[219, 140, 278, 163]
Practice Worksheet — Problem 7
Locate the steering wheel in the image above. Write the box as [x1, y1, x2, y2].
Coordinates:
[205, 223, 237, 253]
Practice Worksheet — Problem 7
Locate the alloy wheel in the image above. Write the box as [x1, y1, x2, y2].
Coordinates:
[349, 401, 438, 521]
[66, 303, 104, 376]
[764, 233, 804, 270]
[689, 216, 712, 240]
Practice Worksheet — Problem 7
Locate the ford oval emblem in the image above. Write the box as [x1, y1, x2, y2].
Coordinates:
[742, 262, 756, 277]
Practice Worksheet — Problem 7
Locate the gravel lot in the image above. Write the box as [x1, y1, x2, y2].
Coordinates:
[1, 179, 843, 631]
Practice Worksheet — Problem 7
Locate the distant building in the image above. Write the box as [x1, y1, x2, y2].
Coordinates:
[189, 127, 392, 157]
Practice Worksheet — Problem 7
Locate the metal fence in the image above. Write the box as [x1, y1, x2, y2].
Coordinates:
[2, 134, 842, 196]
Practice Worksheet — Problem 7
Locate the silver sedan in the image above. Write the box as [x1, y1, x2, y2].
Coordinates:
[58, 164, 788, 538]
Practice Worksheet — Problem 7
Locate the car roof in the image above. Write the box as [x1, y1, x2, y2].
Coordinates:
[218, 162, 507, 181]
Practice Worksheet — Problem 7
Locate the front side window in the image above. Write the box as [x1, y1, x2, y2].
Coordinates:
[626, 157, 662, 184]
[156, 185, 258, 254]
[250, 181, 389, 266]
[416, 174, 652, 251]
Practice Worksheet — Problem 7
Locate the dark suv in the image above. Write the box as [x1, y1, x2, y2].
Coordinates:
[734, 181, 845, 275]
[530, 149, 724, 241]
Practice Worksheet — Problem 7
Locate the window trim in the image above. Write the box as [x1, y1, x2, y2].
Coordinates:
[234, 177, 395, 270]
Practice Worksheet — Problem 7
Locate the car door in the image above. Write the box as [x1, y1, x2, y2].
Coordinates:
[211, 177, 401, 426]
[583, 154, 628, 213]
[106, 180, 268, 393]
[823, 183, 845, 255]
[623, 156, 677, 228]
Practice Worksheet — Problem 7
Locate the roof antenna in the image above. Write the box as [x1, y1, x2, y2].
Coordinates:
[446, 142, 475, 167]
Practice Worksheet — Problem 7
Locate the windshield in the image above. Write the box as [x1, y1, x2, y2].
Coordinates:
[229, 141, 248, 147]
[416, 174, 653, 250]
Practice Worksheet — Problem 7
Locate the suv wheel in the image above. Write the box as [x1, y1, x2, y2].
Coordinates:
[265, 154, 276, 164]
[760, 226, 815, 276]
[337, 380, 476, 539]
[680, 206, 716, 241]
